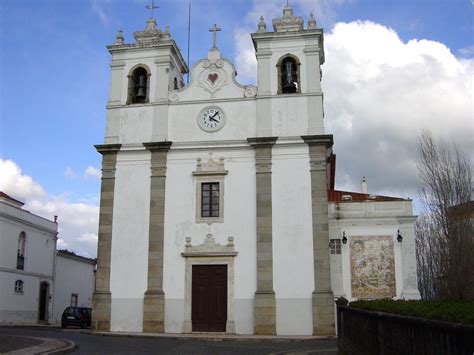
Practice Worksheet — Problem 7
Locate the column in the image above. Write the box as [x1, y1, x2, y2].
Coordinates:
[301, 135, 335, 336]
[92, 144, 121, 331]
[248, 137, 278, 335]
[142, 141, 172, 333]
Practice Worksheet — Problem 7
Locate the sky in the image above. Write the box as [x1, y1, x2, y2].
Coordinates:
[1, 0, 473, 258]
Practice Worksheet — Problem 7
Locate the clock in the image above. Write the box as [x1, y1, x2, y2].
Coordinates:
[197, 106, 226, 132]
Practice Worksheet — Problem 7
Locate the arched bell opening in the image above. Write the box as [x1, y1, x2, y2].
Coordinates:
[127, 65, 151, 104]
[277, 54, 301, 94]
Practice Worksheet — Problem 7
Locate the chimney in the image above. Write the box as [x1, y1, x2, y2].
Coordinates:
[361, 176, 368, 194]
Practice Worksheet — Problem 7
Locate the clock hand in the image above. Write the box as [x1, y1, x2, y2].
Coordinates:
[210, 111, 219, 119]
[209, 117, 219, 122]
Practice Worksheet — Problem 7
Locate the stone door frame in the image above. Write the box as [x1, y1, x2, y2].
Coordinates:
[181, 234, 237, 333]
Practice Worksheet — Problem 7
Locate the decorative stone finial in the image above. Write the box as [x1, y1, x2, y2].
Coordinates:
[258, 16, 267, 32]
[114, 29, 124, 45]
[308, 12, 317, 29]
[162, 25, 170, 40]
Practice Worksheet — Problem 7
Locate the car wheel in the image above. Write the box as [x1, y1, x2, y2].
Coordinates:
[81, 322, 86, 329]
[61, 323, 66, 329]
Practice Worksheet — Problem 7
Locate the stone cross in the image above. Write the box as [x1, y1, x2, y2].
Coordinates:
[209, 24, 221, 49]
[145, 0, 159, 18]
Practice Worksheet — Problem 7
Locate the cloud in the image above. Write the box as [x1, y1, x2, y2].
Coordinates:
[458, 45, 474, 58]
[0, 160, 46, 200]
[1, 159, 99, 258]
[84, 166, 101, 179]
[91, 0, 112, 27]
[323, 21, 473, 196]
[234, 0, 349, 83]
[64, 166, 76, 178]
[233, 5, 473, 202]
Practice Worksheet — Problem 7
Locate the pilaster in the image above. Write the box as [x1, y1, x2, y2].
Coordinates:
[247, 137, 278, 335]
[92, 143, 121, 331]
[301, 135, 335, 336]
[142, 141, 172, 333]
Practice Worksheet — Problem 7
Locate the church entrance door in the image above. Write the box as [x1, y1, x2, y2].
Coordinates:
[192, 265, 227, 332]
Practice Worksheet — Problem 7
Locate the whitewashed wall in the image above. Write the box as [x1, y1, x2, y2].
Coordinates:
[52, 254, 95, 324]
[110, 150, 151, 332]
[272, 143, 315, 335]
[328, 201, 420, 301]
[0, 201, 57, 324]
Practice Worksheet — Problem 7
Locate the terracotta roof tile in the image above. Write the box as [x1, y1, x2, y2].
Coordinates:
[328, 190, 407, 202]
[0, 191, 24, 206]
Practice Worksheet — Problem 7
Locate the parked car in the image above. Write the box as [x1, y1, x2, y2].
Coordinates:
[61, 307, 92, 329]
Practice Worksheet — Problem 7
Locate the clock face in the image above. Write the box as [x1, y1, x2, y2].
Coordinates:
[197, 106, 226, 132]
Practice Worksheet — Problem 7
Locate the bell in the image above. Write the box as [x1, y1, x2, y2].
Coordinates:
[136, 87, 146, 99]
[282, 60, 297, 93]
[135, 75, 147, 99]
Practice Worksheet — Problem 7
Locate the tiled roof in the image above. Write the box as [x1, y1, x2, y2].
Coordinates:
[328, 190, 407, 202]
[0, 191, 24, 206]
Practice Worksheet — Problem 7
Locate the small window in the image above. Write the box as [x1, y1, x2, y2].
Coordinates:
[330, 239, 341, 255]
[70, 293, 78, 307]
[17, 232, 26, 270]
[173, 77, 179, 90]
[201, 182, 220, 218]
[14, 280, 23, 293]
[277, 55, 301, 94]
[127, 66, 150, 104]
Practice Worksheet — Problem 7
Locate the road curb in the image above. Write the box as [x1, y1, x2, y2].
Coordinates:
[42, 339, 76, 354]
[88, 330, 335, 343]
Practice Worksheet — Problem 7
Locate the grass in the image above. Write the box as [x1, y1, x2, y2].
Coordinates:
[349, 299, 474, 325]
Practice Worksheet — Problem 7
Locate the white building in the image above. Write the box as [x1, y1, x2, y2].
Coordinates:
[52, 250, 96, 324]
[92, 4, 419, 336]
[0, 192, 97, 325]
[0, 191, 58, 324]
[328, 180, 420, 301]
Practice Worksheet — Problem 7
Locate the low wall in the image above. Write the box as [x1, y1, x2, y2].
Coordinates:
[336, 299, 474, 354]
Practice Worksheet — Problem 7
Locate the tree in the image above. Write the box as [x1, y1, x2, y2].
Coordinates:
[415, 130, 473, 300]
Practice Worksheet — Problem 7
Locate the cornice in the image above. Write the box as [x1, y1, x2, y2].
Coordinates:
[0, 212, 58, 236]
[0, 266, 54, 280]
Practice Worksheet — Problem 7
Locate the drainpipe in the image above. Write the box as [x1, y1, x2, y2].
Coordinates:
[51, 215, 59, 324]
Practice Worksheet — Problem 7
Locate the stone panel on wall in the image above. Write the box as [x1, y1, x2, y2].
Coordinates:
[350, 236, 395, 298]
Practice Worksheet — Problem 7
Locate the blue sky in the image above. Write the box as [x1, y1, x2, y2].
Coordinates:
[1, 0, 473, 257]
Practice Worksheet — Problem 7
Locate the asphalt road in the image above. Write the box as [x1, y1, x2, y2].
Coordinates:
[0, 327, 338, 354]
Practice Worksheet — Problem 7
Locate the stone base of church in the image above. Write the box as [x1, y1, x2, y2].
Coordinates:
[91, 291, 111, 331]
[312, 290, 335, 336]
[254, 291, 276, 335]
[143, 290, 165, 333]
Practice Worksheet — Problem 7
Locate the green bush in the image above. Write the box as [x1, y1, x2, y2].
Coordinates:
[349, 300, 474, 325]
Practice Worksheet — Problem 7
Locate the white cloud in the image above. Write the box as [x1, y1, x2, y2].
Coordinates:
[64, 166, 76, 178]
[233, 3, 473, 201]
[1, 159, 99, 258]
[323, 21, 473, 196]
[234, 0, 350, 83]
[0, 160, 46, 200]
[458, 45, 474, 58]
[84, 166, 101, 179]
[91, 0, 112, 27]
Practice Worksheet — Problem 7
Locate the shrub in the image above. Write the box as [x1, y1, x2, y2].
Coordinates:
[349, 300, 474, 325]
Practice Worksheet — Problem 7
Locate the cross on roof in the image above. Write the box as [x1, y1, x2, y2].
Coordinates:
[209, 24, 221, 49]
[145, 0, 159, 18]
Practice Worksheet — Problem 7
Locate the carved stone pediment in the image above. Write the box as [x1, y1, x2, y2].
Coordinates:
[133, 18, 162, 43]
[193, 153, 227, 176]
[272, 6, 304, 32]
[182, 234, 237, 257]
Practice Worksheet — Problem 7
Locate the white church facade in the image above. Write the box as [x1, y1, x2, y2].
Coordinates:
[92, 4, 419, 336]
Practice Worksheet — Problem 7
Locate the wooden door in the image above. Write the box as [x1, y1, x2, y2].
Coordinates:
[192, 265, 227, 332]
[38, 282, 49, 322]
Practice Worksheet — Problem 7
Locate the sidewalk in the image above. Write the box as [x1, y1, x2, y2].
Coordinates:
[91, 330, 335, 342]
[0, 334, 75, 354]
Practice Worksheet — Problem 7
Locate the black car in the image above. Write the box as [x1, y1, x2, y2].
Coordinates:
[61, 307, 92, 328]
